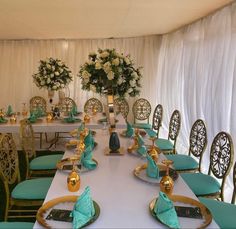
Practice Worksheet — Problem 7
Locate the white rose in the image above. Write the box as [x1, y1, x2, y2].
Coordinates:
[107, 71, 114, 80]
[40, 80, 45, 86]
[124, 57, 130, 65]
[100, 51, 109, 58]
[127, 88, 133, 93]
[55, 72, 59, 76]
[61, 84, 65, 88]
[129, 79, 136, 87]
[46, 64, 51, 69]
[117, 77, 123, 85]
[103, 62, 111, 73]
[132, 72, 139, 80]
[52, 66, 55, 71]
[59, 68, 63, 73]
[58, 61, 62, 66]
[118, 67, 122, 73]
[52, 85, 57, 90]
[47, 78, 51, 84]
[50, 73, 54, 78]
[112, 58, 119, 66]
[89, 51, 96, 56]
[87, 60, 94, 65]
[90, 85, 96, 92]
[83, 78, 89, 84]
[82, 70, 91, 79]
[95, 62, 102, 69]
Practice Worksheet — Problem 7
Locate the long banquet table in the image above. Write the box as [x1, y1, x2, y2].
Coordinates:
[33, 129, 219, 229]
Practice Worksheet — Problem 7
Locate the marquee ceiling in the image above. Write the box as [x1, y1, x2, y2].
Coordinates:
[0, 0, 233, 39]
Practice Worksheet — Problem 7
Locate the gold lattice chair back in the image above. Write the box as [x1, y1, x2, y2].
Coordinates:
[84, 98, 103, 114]
[20, 119, 36, 160]
[29, 96, 46, 113]
[208, 131, 234, 200]
[114, 97, 129, 119]
[152, 104, 163, 137]
[59, 97, 76, 115]
[168, 110, 181, 143]
[132, 98, 151, 123]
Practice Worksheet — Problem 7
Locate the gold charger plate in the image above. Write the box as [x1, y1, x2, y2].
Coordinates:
[133, 163, 178, 184]
[149, 195, 212, 229]
[57, 157, 98, 172]
[36, 195, 100, 229]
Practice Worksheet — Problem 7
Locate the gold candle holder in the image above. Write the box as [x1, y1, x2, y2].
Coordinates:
[10, 114, 17, 124]
[127, 128, 139, 153]
[21, 103, 28, 117]
[92, 106, 97, 115]
[67, 157, 80, 192]
[0, 109, 5, 118]
[148, 136, 160, 162]
[84, 113, 90, 123]
[46, 113, 53, 123]
[160, 159, 174, 196]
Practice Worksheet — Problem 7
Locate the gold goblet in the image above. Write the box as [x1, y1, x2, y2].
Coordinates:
[160, 159, 174, 196]
[67, 157, 81, 192]
[127, 128, 139, 153]
[148, 136, 160, 162]
[84, 113, 90, 123]
[10, 114, 17, 124]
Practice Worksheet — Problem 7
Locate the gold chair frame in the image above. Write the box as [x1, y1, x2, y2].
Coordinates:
[152, 104, 163, 138]
[84, 98, 103, 114]
[59, 97, 76, 116]
[114, 97, 129, 120]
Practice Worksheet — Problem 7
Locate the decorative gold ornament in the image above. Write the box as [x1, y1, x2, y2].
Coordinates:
[10, 114, 17, 124]
[148, 136, 160, 162]
[160, 160, 174, 196]
[67, 158, 80, 192]
[127, 129, 139, 153]
[46, 113, 53, 123]
[84, 113, 90, 123]
[0, 109, 5, 118]
[21, 103, 28, 117]
[92, 105, 97, 115]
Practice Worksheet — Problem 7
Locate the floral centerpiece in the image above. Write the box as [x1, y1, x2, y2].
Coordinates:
[32, 57, 73, 91]
[78, 48, 142, 97]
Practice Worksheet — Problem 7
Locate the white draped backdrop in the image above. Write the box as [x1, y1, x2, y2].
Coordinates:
[0, 2, 235, 201]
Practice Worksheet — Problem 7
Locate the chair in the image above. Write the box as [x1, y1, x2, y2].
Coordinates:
[132, 98, 152, 129]
[29, 96, 47, 148]
[145, 104, 163, 138]
[181, 131, 234, 201]
[84, 98, 103, 114]
[155, 109, 181, 154]
[165, 119, 207, 172]
[114, 97, 129, 120]
[59, 97, 76, 116]
[199, 162, 236, 228]
[0, 133, 53, 220]
[19, 119, 63, 177]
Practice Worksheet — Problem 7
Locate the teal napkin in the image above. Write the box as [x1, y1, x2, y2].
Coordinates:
[80, 146, 97, 170]
[146, 154, 159, 179]
[64, 112, 79, 123]
[72, 105, 78, 115]
[137, 134, 145, 146]
[145, 129, 157, 138]
[0, 116, 7, 123]
[126, 122, 134, 137]
[84, 130, 95, 149]
[137, 145, 147, 157]
[70, 186, 95, 229]
[28, 113, 37, 123]
[153, 192, 180, 229]
[35, 107, 45, 118]
[6, 105, 13, 116]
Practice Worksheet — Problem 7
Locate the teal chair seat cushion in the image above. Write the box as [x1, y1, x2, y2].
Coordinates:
[30, 154, 63, 170]
[133, 123, 152, 129]
[199, 197, 236, 229]
[0, 222, 34, 229]
[155, 138, 174, 150]
[181, 173, 220, 196]
[11, 177, 53, 200]
[165, 154, 198, 171]
[145, 129, 157, 138]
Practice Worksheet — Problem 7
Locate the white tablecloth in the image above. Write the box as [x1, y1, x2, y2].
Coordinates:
[33, 129, 219, 228]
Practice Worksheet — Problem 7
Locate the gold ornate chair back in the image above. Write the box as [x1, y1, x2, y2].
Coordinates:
[114, 98, 129, 119]
[208, 131, 234, 201]
[132, 98, 151, 123]
[231, 162, 236, 204]
[19, 119, 36, 161]
[84, 98, 103, 114]
[59, 97, 76, 115]
[152, 104, 163, 137]
[29, 96, 46, 113]
[189, 119, 207, 172]
[168, 110, 181, 144]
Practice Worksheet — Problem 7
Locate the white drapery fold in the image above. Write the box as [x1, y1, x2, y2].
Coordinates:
[0, 2, 236, 201]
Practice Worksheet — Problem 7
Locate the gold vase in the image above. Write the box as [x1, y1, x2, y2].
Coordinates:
[160, 160, 174, 196]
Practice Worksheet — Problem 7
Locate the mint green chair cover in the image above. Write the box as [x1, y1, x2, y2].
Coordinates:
[145, 129, 157, 138]
[154, 192, 180, 229]
[165, 154, 198, 171]
[133, 123, 152, 129]
[84, 130, 95, 149]
[181, 173, 221, 196]
[155, 138, 174, 150]
[0, 222, 34, 229]
[126, 122, 134, 137]
[146, 154, 159, 178]
[11, 177, 53, 199]
[28, 113, 37, 123]
[6, 105, 13, 116]
[80, 146, 97, 170]
[199, 197, 236, 229]
[70, 186, 95, 229]
[30, 154, 63, 170]
[0, 117, 7, 123]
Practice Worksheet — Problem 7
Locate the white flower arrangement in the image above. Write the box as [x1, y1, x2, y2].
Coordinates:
[78, 48, 142, 97]
[32, 57, 73, 91]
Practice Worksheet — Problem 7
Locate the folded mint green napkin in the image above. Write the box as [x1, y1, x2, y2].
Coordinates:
[35, 107, 45, 118]
[84, 130, 95, 149]
[28, 113, 37, 123]
[137, 134, 145, 146]
[153, 192, 180, 229]
[78, 122, 85, 132]
[72, 105, 78, 115]
[70, 186, 95, 229]
[145, 129, 157, 138]
[137, 145, 147, 156]
[80, 146, 97, 170]
[146, 154, 159, 179]
[64, 112, 81, 123]
[126, 122, 134, 137]
[0, 116, 7, 123]
[6, 105, 13, 116]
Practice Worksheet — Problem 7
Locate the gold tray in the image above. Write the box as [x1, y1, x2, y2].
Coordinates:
[133, 163, 178, 184]
[36, 195, 100, 229]
[120, 129, 146, 138]
[149, 195, 212, 229]
[57, 157, 98, 172]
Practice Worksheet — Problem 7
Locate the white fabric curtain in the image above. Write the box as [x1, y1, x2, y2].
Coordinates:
[0, 2, 235, 201]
